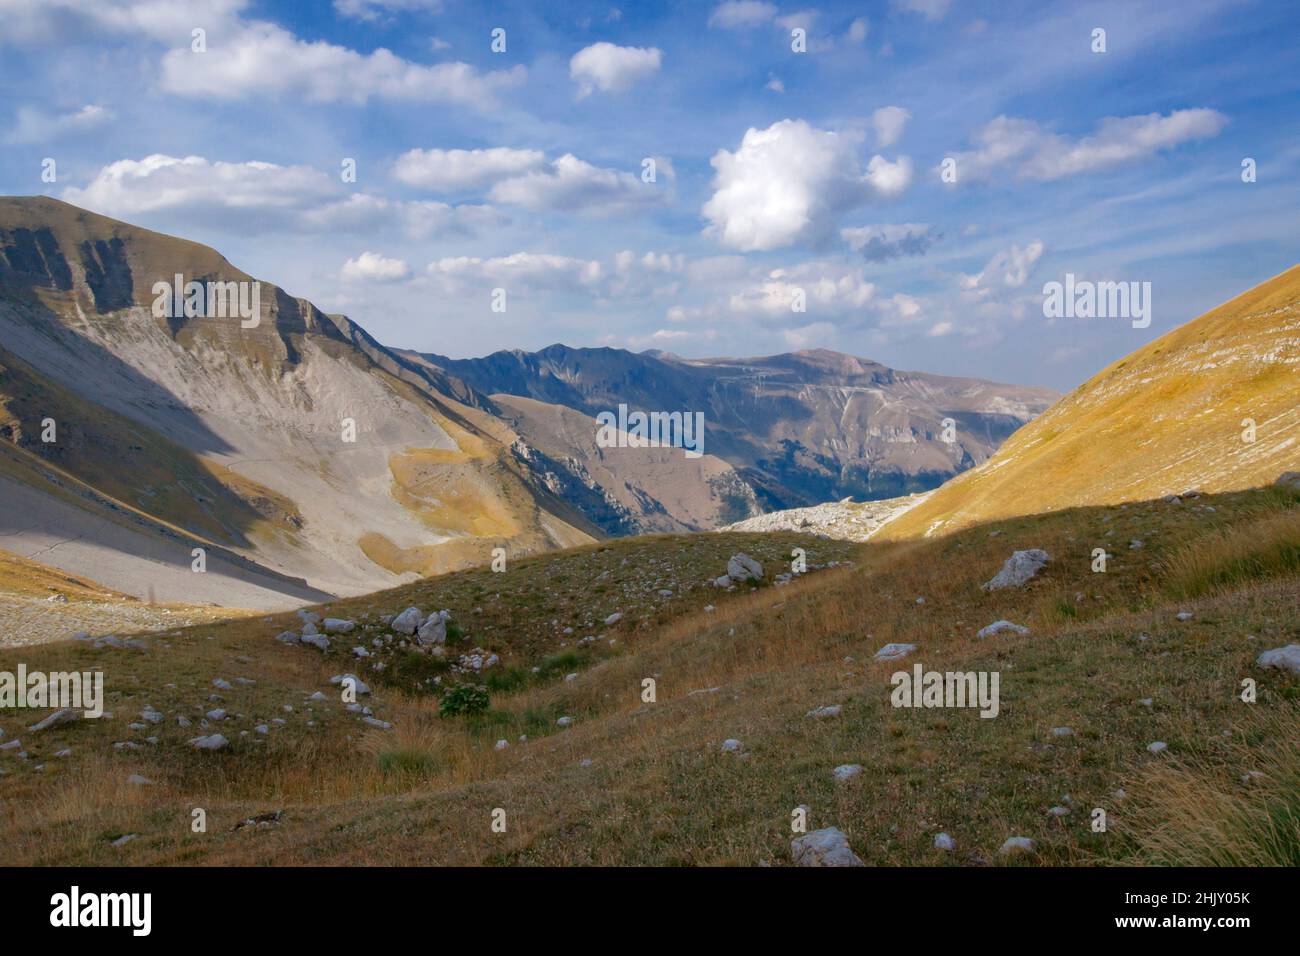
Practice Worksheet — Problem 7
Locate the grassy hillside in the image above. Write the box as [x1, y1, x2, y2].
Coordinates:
[880, 263, 1300, 540]
[2, 488, 1296, 865]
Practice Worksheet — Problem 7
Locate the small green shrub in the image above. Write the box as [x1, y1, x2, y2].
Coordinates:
[439, 684, 489, 717]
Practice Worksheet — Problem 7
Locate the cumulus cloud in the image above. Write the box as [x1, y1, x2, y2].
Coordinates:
[341, 251, 411, 282]
[392, 147, 547, 191]
[63, 154, 499, 238]
[486, 154, 665, 215]
[841, 223, 940, 261]
[869, 106, 910, 148]
[0, 1, 520, 107]
[159, 20, 524, 106]
[728, 262, 877, 317]
[946, 109, 1228, 183]
[63, 154, 335, 217]
[702, 119, 913, 252]
[7, 104, 113, 144]
[707, 1, 777, 29]
[569, 42, 663, 96]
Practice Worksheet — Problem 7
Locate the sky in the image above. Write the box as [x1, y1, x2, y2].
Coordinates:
[2, 0, 1298, 390]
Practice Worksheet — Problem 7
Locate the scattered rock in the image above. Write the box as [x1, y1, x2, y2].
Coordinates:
[1176, 611, 1193, 621]
[726, 553, 763, 583]
[275, 631, 299, 644]
[1273, 471, 1300, 491]
[126, 774, 153, 786]
[301, 633, 330, 651]
[28, 708, 79, 732]
[322, 618, 356, 634]
[832, 763, 862, 782]
[190, 734, 230, 751]
[604, 612, 623, 626]
[390, 606, 423, 635]
[806, 705, 842, 719]
[977, 620, 1029, 639]
[1256, 644, 1300, 674]
[721, 738, 743, 753]
[790, 827, 864, 867]
[417, 610, 450, 646]
[983, 549, 1049, 590]
[998, 836, 1035, 856]
[933, 832, 956, 852]
[1050, 727, 1073, 738]
[1147, 741, 1168, 755]
[874, 642, 917, 661]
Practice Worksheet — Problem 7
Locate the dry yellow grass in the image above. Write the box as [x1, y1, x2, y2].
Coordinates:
[881, 263, 1300, 540]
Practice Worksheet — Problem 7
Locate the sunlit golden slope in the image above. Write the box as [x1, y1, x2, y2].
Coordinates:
[880, 264, 1300, 540]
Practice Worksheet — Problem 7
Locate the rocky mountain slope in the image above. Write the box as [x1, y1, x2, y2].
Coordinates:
[421, 344, 1057, 511]
[880, 263, 1300, 540]
[0, 197, 597, 608]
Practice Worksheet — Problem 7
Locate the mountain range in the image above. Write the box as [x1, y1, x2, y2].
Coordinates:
[0, 197, 1052, 609]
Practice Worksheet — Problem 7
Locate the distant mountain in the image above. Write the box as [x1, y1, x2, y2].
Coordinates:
[419, 344, 1058, 510]
[879, 264, 1300, 539]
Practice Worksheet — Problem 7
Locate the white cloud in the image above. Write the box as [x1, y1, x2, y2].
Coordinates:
[846, 17, 869, 43]
[728, 263, 877, 317]
[63, 154, 500, 238]
[893, 0, 953, 21]
[947, 110, 1228, 183]
[869, 106, 910, 148]
[775, 10, 819, 31]
[0, 0, 248, 44]
[703, 119, 912, 252]
[708, 1, 777, 29]
[429, 253, 604, 291]
[63, 154, 335, 217]
[766, 75, 785, 93]
[333, 0, 443, 22]
[569, 42, 663, 96]
[961, 241, 1045, 292]
[7, 104, 113, 144]
[341, 251, 411, 282]
[783, 321, 838, 348]
[160, 20, 524, 106]
[487, 154, 665, 215]
[392, 147, 547, 191]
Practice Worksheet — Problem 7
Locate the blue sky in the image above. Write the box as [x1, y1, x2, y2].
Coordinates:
[2, 0, 1298, 389]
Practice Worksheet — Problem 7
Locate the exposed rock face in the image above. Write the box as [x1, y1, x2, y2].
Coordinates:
[0, 198, 599, 611]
